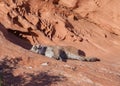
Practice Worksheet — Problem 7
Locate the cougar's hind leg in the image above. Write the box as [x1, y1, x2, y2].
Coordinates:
[85, 57, 100, 62]
[66, 53, 87, 61]
[78, 57, 87, 61]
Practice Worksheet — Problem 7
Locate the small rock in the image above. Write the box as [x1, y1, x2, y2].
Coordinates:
[26, 66, 33, 69]
[64, 64, 77, 71]
[64, 64, 71, 68]
[41, 62, 49, 66]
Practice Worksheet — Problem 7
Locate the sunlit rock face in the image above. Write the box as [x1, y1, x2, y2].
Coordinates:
[59, 0, 78, 8]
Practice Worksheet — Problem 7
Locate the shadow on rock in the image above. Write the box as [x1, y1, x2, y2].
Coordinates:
[0, 56, 66, 86]
[24, 72, 66, 86]
[0, 23, 32, 49]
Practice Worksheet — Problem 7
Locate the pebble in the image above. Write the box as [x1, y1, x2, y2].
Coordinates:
[41, 62, 49, 66]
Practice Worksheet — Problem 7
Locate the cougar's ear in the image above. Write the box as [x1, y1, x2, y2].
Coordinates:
[31, 45, 36, 49]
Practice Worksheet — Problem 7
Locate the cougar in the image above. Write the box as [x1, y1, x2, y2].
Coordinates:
[30, 45, 100, 62]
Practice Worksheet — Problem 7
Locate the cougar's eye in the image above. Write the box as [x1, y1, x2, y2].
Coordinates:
[33, 46, 38, 50]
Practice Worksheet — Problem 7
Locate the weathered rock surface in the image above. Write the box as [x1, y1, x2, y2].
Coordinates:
[0, 0, 120, 86]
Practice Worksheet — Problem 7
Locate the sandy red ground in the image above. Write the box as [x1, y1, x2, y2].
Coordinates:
[0, 0, 120, 86]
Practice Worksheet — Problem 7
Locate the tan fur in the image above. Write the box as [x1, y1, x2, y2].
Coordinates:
[30, 45, 100, 62]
